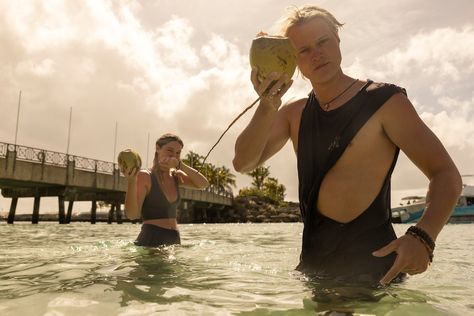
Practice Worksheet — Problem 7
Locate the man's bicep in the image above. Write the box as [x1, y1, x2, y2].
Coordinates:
[257, 109, 290, 165]
[382, 94, 454, 177]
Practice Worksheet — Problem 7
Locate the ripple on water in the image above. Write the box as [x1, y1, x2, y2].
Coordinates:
[0, 222, 472, 315]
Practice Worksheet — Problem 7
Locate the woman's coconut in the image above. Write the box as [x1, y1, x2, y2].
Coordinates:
[117, 149, 142, 174]
[249, 34, 296, 83]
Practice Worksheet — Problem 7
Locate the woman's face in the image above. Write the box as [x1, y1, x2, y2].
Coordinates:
[156, 141, 183, 161]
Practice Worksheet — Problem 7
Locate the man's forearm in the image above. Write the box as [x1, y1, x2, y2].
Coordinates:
[233, 102, 277, 172]
[417, 169, 462, 240]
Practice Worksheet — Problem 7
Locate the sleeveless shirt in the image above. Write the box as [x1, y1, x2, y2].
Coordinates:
[296, 80, 407, 284]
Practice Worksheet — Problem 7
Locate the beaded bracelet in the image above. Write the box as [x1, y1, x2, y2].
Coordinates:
[406, 230, 434, 262]
[405, 226, 436, 262]
[406, 226, 436, 250]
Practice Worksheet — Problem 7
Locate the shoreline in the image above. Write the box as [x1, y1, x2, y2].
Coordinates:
[0, 196, 302, 224]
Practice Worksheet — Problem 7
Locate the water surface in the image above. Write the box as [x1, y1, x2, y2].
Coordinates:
[0, 222, 472, 315]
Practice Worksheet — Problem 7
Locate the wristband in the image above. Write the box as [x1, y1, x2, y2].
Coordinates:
[406, 231, 434, 262]
[406, 226, 435, 250]
[405, 226, 436, 263]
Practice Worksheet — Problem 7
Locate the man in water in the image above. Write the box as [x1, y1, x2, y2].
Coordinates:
[233, 5, 462, 285]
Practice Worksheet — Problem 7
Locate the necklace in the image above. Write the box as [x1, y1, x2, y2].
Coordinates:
[320, 79, 359, 111]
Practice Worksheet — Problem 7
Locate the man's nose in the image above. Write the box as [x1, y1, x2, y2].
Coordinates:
[310, 46, 323, 62]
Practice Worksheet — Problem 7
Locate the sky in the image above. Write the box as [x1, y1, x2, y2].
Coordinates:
[1, 0, 474, 213]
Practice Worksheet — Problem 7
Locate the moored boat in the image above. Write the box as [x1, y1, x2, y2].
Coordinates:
[391, 183, 474, 224]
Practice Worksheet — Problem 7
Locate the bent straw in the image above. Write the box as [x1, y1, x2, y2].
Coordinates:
[202, 96, 262, 165]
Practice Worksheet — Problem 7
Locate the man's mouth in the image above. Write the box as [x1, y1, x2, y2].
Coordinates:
[314, 62, 329, 71]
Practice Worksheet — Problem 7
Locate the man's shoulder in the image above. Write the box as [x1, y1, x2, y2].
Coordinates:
[279, 97, 308, 124]
[362, 81, 409, 114]
[365, 80, 407, 97]
[281, 97, 308, 113]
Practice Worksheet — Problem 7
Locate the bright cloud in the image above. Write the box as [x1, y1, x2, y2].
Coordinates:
[420, 95, 474, 149]
[376, 26, 474, 84]
[1, 0, 473, 212]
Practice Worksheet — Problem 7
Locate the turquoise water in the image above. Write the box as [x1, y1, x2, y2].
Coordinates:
[0, 222, 472, 315]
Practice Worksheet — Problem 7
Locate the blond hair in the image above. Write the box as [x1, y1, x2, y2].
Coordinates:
[280, 5, 344, 39]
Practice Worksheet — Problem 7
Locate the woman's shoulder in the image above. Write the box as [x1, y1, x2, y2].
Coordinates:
[137, 169, 153, 184]
[138, 169, 152, 176]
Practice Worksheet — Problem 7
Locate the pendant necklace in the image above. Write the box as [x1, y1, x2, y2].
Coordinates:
[320, 79, 359, 111]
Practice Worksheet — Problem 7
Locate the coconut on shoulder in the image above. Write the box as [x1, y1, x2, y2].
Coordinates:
[117, 149, 142, 175]
[249, 33, 297, 84]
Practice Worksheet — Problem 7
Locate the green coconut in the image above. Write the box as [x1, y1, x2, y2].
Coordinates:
[249, 34, 297, 83]
[117, 149, 142, 174]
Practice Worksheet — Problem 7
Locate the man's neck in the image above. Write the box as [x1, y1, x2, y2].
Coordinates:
[311, 73, 359, 109]
[311, 72, 350, 100]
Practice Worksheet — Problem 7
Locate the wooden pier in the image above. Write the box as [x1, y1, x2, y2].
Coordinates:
[0, 142, 233, 224]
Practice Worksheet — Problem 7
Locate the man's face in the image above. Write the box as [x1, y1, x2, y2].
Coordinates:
[287, 18, 342, 84]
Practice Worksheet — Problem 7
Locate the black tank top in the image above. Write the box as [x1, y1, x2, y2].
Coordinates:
[141, 171, 181, 220]
[296, 80, 407, 284]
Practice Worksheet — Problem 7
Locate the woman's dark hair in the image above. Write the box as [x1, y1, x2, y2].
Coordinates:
[156, 133, 184, 148]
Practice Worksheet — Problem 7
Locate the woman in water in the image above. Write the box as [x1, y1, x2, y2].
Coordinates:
[123, 133, 209, 247]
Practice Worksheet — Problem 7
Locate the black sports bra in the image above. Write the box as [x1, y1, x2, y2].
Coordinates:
[141, 171, 181, 220]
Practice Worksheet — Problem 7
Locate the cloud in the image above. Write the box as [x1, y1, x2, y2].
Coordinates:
[370, 26, 474, 107]
[1, 0, 474, 212]
[421, 101, 474, 150]
[16, 58, 55, 77]
[0, 0, 256, 211]
[376, 27, 474, 82]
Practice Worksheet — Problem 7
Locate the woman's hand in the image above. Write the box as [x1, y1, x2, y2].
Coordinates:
[121, 166, 139, 181]
[158, 156, 180, 171]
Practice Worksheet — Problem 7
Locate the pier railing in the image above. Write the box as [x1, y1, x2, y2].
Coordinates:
[1, 142, 114, 174]
[0, 141, 233, 198]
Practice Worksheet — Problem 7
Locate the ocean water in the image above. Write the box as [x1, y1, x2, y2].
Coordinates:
[0, 222, 472, 315]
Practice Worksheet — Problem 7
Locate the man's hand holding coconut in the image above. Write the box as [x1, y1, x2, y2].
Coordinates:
[250, 33, 296, 111]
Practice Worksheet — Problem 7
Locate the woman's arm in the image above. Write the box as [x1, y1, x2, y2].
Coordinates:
[176, 162, 209, 189]
[124, 170, 149, 220]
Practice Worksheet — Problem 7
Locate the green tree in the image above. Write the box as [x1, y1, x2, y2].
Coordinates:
[182, 151, 204, 170]
[246, 165, 270, 190]
[239, 166, 286, 205]
[263, 177, 286, 204]
[183, 151, 237, 194]
[215, 166, 237, 192]
[203, 162, 217, 186]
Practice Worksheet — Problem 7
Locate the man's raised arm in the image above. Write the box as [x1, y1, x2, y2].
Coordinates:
[233, 70, 292, 172]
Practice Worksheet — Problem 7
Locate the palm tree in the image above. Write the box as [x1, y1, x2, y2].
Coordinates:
[246, 165, 270, 191]
[215, 166, 237, 192]
[182, 150, 236, 194]
[182, 151, 204, 170]
[263, 177, 286, 203]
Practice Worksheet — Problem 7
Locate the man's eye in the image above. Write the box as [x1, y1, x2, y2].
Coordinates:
[318, 39, 328, 46]
[299, 48, 309, 54]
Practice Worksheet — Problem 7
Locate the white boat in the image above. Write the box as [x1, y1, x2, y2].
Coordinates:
[391, 183, 474, 224]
